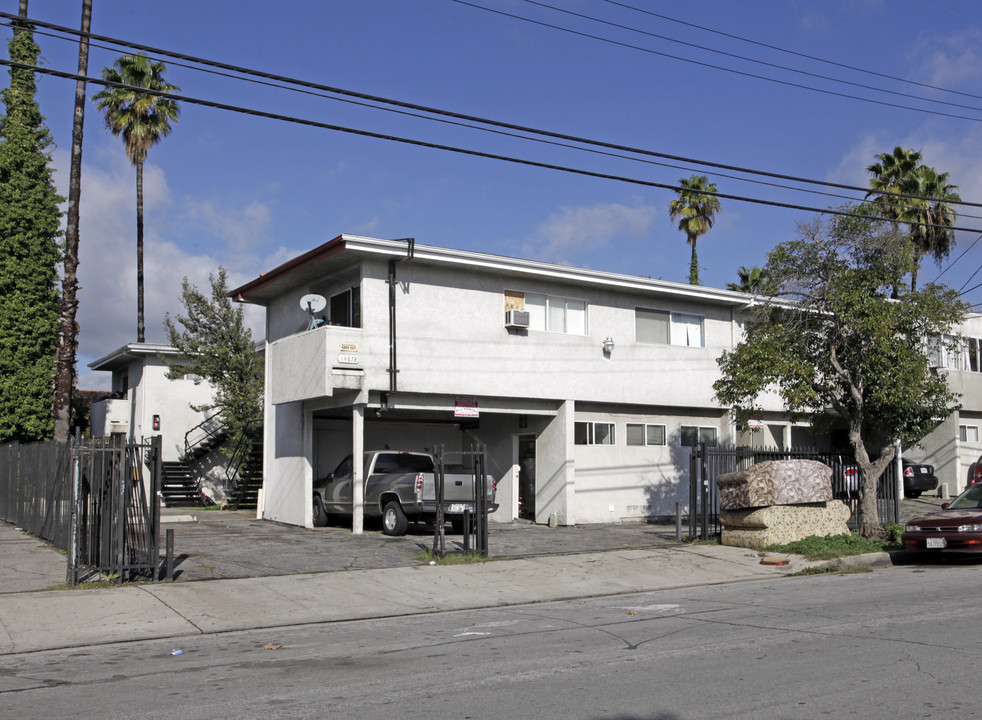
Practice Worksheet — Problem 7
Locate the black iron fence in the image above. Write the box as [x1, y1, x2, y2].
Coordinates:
[689, 445, 900, 540]
[0, 435, 161, 584]
[0, 439, 73, 551]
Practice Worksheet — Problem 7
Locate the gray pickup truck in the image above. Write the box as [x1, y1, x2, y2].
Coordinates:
[313, 450, 497, 535]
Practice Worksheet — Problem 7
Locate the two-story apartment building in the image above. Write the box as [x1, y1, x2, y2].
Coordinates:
[230, 234, 815, 530]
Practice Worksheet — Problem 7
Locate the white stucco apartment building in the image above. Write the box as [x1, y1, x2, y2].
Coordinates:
[229, 234, 819, 530]
[88, 343, 217, 463]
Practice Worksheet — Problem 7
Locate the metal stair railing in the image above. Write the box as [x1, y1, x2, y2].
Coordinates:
[224, 419, 263, 509]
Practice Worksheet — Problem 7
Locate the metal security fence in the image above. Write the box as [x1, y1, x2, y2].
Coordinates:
[689, 445, 899, 540]
[0, 439, 74, 550]
[0, 435, 161, 584]
[68, 436, 161, 584]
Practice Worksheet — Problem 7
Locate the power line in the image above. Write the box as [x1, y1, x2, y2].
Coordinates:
[5, 56, 981, 237]
[3, 11, 980, 213]
[518, 0, 982, 115]
[600, 0, 982, 103]
[451, 0, 982, 124]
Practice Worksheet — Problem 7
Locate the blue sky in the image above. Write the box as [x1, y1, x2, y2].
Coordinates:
[4, 0, 982, 389]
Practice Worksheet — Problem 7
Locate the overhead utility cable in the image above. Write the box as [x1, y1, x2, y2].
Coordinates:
[4, 57, 980, 237]
[600, 0, 982, 102]
[450, 0, 982, 124]
[518, 0, 982, 114]
[3, 11, 978, 211]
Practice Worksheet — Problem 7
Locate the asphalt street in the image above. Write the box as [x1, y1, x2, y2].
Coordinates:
[1, 560, 978, 720]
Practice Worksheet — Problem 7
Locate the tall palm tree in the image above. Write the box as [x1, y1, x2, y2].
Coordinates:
[866, 147, 960, 291]
[865, 146, 922, 229]
[906, 166, 960, 290]
[726, 265, 774, 295]
[669, 175, 721, 285]
[93, 54, 180, 343]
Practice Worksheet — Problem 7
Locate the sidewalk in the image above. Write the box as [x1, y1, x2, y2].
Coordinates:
[0, 515, 825, 655]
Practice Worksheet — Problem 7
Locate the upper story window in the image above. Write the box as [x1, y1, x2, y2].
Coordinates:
[524, 293, 588, 335]
[960, 425, 979, 443]
[329, 286, 361, 328]
[636, 308, 705, 347]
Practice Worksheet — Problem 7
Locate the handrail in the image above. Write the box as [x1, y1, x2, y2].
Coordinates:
[183, 411, 224, 463]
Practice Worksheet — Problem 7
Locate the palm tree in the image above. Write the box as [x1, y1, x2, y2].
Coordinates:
[905, 166, 960, 290]
[866, 147, 960, 291]
[669, 175, 721, 285]
[726, 265, 774, 295]
[93, 54, 180, 343]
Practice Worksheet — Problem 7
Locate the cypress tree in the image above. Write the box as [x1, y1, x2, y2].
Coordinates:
[0, 20, 62, 442]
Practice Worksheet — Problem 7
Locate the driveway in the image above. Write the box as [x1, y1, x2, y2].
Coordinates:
[161, 509, 681, 582]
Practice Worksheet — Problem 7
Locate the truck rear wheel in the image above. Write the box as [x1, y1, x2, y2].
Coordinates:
[313, 494, 328, 527]
[382, 500, 408, 536]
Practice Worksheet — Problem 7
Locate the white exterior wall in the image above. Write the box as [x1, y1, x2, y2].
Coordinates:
[908, 313, 982, 495]
[250, 240, 787, 528]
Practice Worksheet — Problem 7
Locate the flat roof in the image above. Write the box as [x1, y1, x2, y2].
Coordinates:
[228, 234, 756, 308]
[88, 343, 182, 372]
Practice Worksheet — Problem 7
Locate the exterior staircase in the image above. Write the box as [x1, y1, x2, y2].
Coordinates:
[226, 435, 263, 510]
[160, 460, 204, 507]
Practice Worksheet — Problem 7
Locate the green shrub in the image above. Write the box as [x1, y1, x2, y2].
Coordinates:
[763, 532, 897, 561]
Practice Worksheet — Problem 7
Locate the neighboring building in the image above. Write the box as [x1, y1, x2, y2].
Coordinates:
[912, 314, 982, 495]
[230, 234, 819, 530]
[88, 343, 228, 503]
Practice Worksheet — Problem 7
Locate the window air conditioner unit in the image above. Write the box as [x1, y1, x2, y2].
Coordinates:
[505, 310, 530, 328]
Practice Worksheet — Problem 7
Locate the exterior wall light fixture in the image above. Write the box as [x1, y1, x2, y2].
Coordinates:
[602, 337, 615, 356]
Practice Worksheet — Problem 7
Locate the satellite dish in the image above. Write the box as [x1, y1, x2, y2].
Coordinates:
[300, 294, 327, 313]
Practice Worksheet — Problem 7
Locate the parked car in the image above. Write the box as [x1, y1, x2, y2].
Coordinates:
[902, 461, 938, 499]
[902, 483, 982, 553]
[972, 454, 982, 486]
[313, 451, 497, 536]
[825, 455, 860, 499]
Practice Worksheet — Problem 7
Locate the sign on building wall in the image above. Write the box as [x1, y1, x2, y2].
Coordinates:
[455, 396, 479, 418]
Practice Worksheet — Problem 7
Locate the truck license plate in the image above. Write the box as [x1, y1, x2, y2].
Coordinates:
[448, 503, 467, 513]
[926, 537, 947, 549]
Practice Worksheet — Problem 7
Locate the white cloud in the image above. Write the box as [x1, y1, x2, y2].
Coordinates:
[185, 198, 272, 255]
[49, 149, 275, 389]
[909, 27, 982, 88]
[522, 200, 656, 264]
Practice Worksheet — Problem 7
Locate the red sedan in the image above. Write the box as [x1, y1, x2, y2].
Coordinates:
[902, 484, 982, 553]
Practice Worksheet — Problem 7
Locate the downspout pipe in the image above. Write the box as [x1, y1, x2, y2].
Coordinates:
[388, 238, 415, 394]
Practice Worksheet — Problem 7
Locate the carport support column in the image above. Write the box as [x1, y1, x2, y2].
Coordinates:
[352, 404, 365, 534]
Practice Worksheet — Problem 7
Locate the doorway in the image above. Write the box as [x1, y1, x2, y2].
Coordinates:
[518, 434, 536, 521]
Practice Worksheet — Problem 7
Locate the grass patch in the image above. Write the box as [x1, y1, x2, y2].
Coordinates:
[763, 532, 899, 561]
[416, 549, 489, 565]
[787, 563, 873, 577]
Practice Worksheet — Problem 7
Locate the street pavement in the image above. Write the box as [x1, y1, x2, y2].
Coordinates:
[0, 497, 935, 656]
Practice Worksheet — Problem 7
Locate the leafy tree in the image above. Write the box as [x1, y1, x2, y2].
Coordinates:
[0, 16, 62, 442]
[714, 207, 965, 537]
[163, 268, 263, 451]
[669, 174, 721, 285]
[93, 54, 180, 343]
[726, 265, 775, 295]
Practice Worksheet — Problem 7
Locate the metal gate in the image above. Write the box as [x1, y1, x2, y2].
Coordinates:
[689, 445, 899, 540]
[431, 444, 490, 557]
[67, 435, 161, 584]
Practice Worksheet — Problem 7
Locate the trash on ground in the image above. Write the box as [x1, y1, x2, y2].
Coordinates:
[170, 649, 185, 656]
